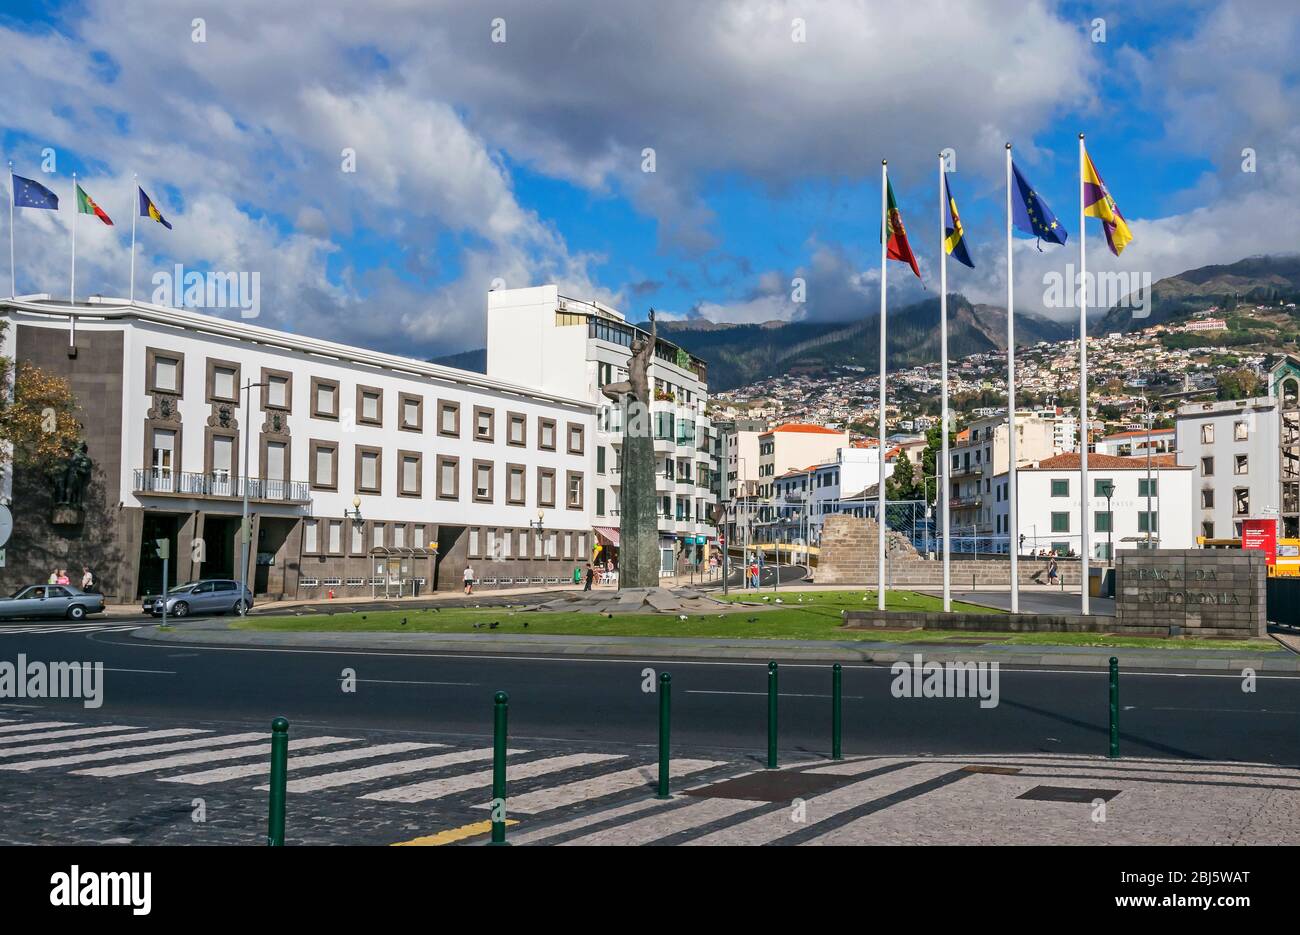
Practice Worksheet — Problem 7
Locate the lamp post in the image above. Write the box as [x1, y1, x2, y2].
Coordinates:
[238, 380, 268, 618]
[1101, 481, 1115, 568]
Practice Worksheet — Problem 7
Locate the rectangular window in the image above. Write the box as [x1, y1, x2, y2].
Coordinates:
[596, 488, 606, 515]
[312, 378, 339, 419]
[499, 528, 512, 559]
[539, 418, 556, 451]
[437, 456, 459, 500]
[538, 468, 556, 508]
[1201, 424, 1215, 444]
[1235, 454, 1249, 474]
[357, 386, 382, 426]
[566, 471, 584, 510]
[328, 520, 342, 554]
[1051, 512, 1070, 533]
[357, 447, 381, 494]
[372, 523, 385, 549]
[468, 527, 481, 559]
[1138, 478, 1157, 498]
[1137, 512, 1158, 533]
[414, 525, 426, 550]
[303, 519, 319, 553]
[1095, 511, 1112, 533]
[507, 412, 526, 447]
[1201, 521, 1215, 539]
[350, 522, 364, 554]
[438, 400, 460, 437]
[400, 452, 421, 496]
[567, 422, 585, 455]
[1201, 456, 1214, 476]
[507, 464, 526, 505]
[266, 374, 289, 409]
[400, 394, 422, 432]
[393, 525, 406, 549]
[1201, 489, 1215, 508]
[474, 406, 494, 442]
[265, 441, 286, 482]
[1234, 421, 1248, 441]
[1234, 487, 1250, 515]
[310, 441, 338, 490]
[154, 356, 179, 393]
[211, 364, 237, 401]
[597, 446, 606, 474]
[1050, 479, 1069, 497]
[211, 435, 234, 479]
[474, 460, 494, 503]
[1093, 478, 1113, 498]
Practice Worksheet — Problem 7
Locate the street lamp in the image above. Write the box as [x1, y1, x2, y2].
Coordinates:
[238, 379, 268, 618]
[1100, 481, 1116, 568]
[344, 495, 363, 524]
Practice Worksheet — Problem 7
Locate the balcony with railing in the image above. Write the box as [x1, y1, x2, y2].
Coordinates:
[133, 469, 311, 504]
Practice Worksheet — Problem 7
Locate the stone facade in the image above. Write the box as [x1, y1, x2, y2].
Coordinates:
[1116, 549, 1266, 638]
[816, 514, 1080, 588]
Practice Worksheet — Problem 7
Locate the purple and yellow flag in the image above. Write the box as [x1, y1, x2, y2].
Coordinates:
[1082, 149, 1132, 256]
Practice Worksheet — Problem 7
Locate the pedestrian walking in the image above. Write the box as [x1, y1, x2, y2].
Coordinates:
[56, 569, 70, 586]
[584, 563, 595, 591]
[1047, 556, 1059, 586]
[81, 566, 95, 592]
[463, 564, 475, 595]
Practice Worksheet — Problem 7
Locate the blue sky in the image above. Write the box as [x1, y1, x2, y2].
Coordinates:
[1, 1, 1296, 355]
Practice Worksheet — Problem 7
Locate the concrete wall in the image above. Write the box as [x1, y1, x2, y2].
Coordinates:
[1116, 549, 1266, 638]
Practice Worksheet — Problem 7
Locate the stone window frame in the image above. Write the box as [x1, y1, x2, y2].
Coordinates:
[537, 466, 557, 508]
[1050, 478, 1068, 497]
[1050, 511, 1070, 533]
[565, 470, 584, 510]
[506, 462, 527, 506]
[347, 518, 367, 556]
[144, 422, 183, 480]
[472, 459, 495, 504]
[205, 357, 241, 405]
[260, 367, 293, 413]
[309, 439, 339, 491]
[146, 346, 185, 397]
[437, 399, 461, 438]
[355, 445, 383, 495]
[567, 422, 585, 456]
[326, 519, 346, 556]
[436, 454, 460, 501]
[259, 435, 292, 485]
[467, 526, 483, 560]
[311, 376, 340, 421]
[506, 411, 527, 448]
[398, 393, 424, 433]
[538, 417, 557, 452]
[397, 449, 423, 498]
[356, 384, 384, 427]
[1201, 423, 1215, 445]
[302, 517, 322, 556]
[203, 425, 241, 480]
[370, 521, 387, 551]
[473, 405, 495, 443]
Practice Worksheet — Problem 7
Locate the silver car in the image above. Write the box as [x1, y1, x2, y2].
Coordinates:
[0, 585, 106, 621]
[142, 579, 253, 618]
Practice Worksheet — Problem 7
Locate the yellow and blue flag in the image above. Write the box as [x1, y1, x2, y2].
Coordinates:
[138, 186, 172, 229]
[942, 174, 974, 268]
[1011, 162, 1067, 249]
[1083, 148, 1133, 256]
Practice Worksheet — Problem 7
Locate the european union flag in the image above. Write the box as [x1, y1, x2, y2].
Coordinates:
[12, 174, 59, 210]
[1011, 162, 1067, 249]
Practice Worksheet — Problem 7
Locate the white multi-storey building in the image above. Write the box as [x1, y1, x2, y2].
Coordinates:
[0, 293, 604, 602]
[485, 285, 716, 573]
[1174, 396, 1279, 541]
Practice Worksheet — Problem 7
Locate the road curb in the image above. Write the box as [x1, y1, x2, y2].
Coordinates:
[131, 625, 1300, 671]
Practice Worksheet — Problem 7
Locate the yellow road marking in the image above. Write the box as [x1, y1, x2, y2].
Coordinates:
[392, 819, 520, 846]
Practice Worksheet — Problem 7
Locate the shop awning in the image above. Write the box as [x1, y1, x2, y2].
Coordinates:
[593, 526, 621, 547]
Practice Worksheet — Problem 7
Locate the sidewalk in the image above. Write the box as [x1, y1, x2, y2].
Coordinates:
[136, 618, 1300, 671]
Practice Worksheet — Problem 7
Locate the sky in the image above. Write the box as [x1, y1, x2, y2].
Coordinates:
[1, 0, 1297, 358]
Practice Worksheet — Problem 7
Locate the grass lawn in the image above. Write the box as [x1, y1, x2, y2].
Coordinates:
[231, 589, 1281, 651]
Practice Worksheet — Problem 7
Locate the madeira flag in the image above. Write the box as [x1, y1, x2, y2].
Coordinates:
[943, 175, 974, 269]
[1082, 148, 1133, 257]
[138, 186, 172, 230]
[76, 183, 113, 225]
[885, 179, 922, 279]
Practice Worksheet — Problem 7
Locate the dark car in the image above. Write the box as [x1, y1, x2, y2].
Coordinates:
[0, 585, 106, 621]
[142, 579, 253, 618]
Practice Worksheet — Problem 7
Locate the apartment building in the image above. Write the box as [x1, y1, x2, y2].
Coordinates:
[1175, 396, 1279, 541]
[1, 295, 603, 602]
[1095, 427, 1174, 457]
[948, 413, 1055, 540]
[1008, 452, 1193, 558]
[765, 446, 887, 546]
[485, 286, 716, 572]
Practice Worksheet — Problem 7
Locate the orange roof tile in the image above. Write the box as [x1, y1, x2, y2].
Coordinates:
[765, 423, 843, 435]
[1025, 452, 1189, 471]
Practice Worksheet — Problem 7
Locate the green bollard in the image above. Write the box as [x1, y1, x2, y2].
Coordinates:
[831, 663, 843, 760]
[490, 690, 510, 845]
[656, 672, 672, 799]
[266, 716, 289, 846]
[766, 661, 778, 769]
[1108, 657, 1119, 759]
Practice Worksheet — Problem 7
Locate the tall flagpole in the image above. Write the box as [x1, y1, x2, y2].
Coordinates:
[938, 153, 951, 611]
[7, 162, 14, 298]
[69, 172, 77, 348]
[1006, 143, 1019, 614]
[129, 174, 138, 303]
[1078, 133, 1090, 615]
[878, 159, 888, 611]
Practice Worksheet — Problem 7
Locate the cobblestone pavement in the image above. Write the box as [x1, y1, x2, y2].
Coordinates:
[1, 706, 1294, 845]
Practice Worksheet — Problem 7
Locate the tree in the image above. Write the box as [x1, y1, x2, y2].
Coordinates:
[918, 422, 953, 505]
[886, 448, 919, 501]
[1216, 368, 1261, 401]
[0, 322, 82, 475]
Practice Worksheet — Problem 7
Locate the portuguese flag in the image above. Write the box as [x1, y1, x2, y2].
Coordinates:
[76, 183, 113, 225]
[885, 179, 920, 279]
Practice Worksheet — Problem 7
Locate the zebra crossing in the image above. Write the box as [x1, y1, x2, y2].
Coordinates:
[0, 621, 148, 635]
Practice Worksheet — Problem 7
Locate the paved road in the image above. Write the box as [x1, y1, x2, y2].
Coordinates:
[924, 588, 1116, 616]
[0, 622, 1296, 844]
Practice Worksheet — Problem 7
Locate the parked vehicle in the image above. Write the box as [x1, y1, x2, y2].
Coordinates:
[0, 585, 106, 621]
[142, 579, 253, 618]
